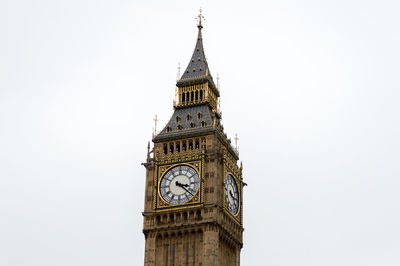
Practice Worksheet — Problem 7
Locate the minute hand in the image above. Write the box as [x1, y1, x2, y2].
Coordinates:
[229, 191, 238, 201]
[177, 183, 194, 196]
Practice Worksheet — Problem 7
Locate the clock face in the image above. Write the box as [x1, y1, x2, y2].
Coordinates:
[225, 174, 239, 215]
[159, 165, 200, 205]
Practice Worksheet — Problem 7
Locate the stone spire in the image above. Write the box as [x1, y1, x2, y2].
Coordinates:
[177, 9, 216, 91]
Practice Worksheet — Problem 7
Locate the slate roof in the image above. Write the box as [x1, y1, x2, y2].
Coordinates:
[153, 104, 238, 159]
[177, 25, 216, 89]
[153, 104, 215, 141]
[153, 22, 225, 143]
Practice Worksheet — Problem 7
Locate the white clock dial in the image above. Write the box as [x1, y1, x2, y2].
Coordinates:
[225, 174, 239, 215]
[159, 165, 200, 205]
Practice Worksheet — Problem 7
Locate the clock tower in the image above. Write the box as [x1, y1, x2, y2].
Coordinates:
[142, 12, 244, 266]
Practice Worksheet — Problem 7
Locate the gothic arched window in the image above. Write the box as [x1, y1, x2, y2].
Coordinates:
[189, 140, 193, 150]
[182, 140, 187, 151]
[163, 144, 167, 154]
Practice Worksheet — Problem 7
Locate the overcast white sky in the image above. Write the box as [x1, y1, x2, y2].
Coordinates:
[1, 0, 400, 265]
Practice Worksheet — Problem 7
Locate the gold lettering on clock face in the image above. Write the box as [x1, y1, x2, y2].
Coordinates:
[160, 165, 200, 205]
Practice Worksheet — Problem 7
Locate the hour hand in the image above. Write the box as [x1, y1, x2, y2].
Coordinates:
[176, 181, 189, 187]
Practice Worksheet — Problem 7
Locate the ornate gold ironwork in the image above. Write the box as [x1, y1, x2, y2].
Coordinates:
[154, 160, 203, 212]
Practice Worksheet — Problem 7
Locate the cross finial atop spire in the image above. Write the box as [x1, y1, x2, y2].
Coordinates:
[152, 114, 159, 137]
[234, 133, 239, 151]
[196, 7, 204, 28]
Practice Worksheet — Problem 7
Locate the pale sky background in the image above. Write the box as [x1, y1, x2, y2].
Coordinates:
[1, 0, 400, 265]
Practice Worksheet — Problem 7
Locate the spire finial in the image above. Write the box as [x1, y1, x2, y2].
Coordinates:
[234, 133, 239, 151]
[152, 114, 159, 137]
[176, 62, 181, 81]
[196, 7, 204, 28]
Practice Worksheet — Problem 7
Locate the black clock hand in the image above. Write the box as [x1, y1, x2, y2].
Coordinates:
[175, 181, 194, 196]
[229, 191, 237, 201]
[181, 185, 194, 196]
[176, 181, 189, 187]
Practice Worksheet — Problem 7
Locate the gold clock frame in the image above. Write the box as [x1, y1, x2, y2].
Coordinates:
[224, 172, 241, 219]
[224, 172, 240, 216]
[154, 160, 203, 211]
